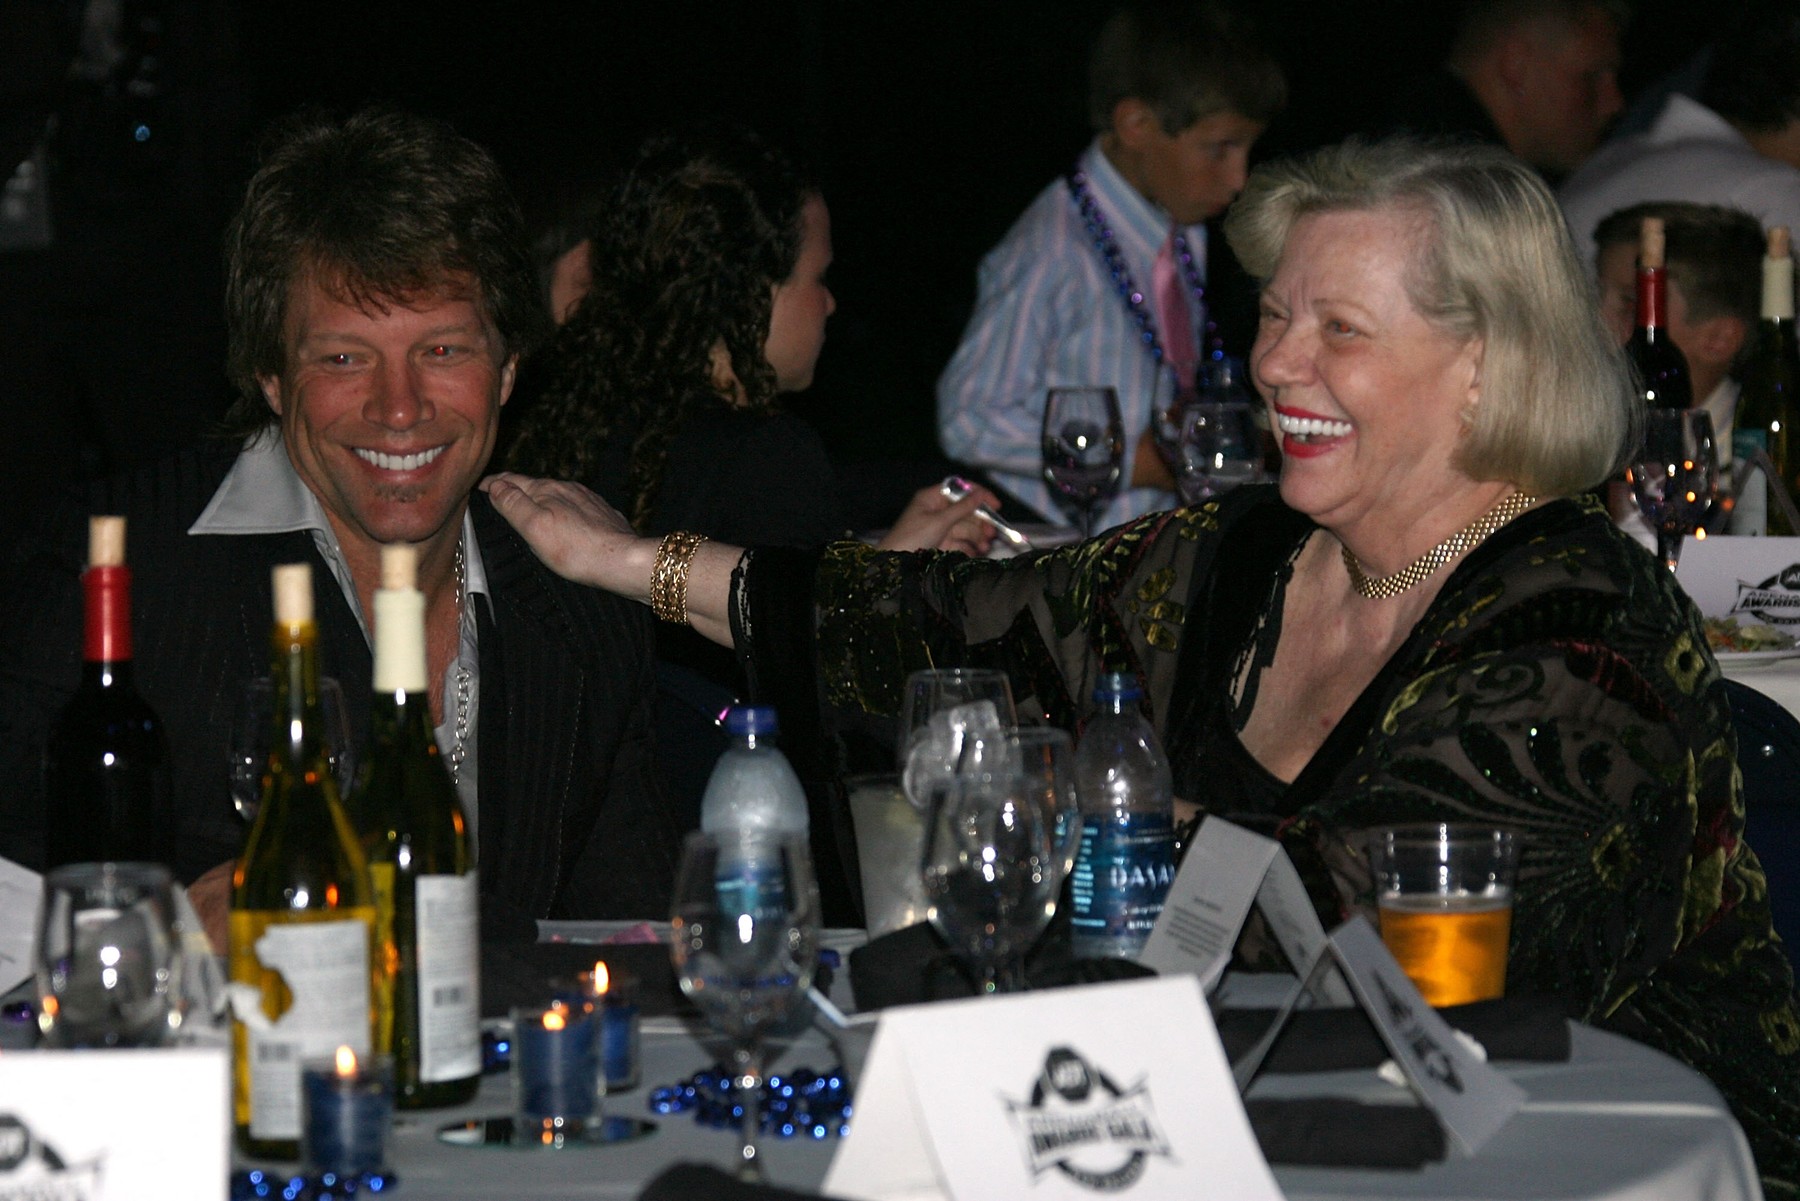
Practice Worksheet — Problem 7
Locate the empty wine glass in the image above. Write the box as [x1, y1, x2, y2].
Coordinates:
[1041, 387, 1124, 537]
[898, 668, 1018, 812]
[36, 862, 183, 1047]
[669, 831, 820, 1182]
[922, 766, 1059, 995]
[960, 726, 1081, 885]
[229, 676, 355, 823]
[1175, 401, 1268, 504]
[1628, 409, 1720, 571]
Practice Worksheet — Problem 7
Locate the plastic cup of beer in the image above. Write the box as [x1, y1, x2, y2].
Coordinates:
[1371, 825, 1518, 1007]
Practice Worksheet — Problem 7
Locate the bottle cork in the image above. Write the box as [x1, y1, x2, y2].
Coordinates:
[87, 516, 125, 569]
[1767, 227, 1795, 322]
[373, 546, 428, 693]
[272, 563, 314, 626]
[1639, 217, 1665, 269]
[380, 543, 419, 592]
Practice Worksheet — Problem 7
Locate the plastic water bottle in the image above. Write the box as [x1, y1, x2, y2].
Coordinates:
[700, 706, 809, 837]
[1069, 672, 1175, 959]
[700, 706, 809, 918]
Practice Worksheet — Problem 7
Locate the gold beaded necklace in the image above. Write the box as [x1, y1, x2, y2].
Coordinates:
[1341, 490, 1538, 601]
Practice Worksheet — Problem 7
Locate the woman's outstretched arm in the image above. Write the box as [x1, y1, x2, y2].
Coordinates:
[481, 472, 996, 647]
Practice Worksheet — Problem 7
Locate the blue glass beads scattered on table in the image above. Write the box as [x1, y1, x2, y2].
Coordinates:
[231, 1168, 398, 1200]
[648, 1064, 851, 1139]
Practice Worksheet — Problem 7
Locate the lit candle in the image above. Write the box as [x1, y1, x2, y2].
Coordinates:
[587, 961, 641, 1094]
[300, 1046, 393, 1177]
[550, 961, 641, 1095]
[513, 1001, 600, 1142]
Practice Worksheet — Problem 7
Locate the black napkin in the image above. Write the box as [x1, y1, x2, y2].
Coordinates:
[1247, 1097, 1446, 1168]
[1216, 994, 1571, 1072]
[639, 1163, 825, 1201]
[479, 941, 694, 1020]
[848, 921, 1156, 1011]
[636, 1109, 1441, 1188]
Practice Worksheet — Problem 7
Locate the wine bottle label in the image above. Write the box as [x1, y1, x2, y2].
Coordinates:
[235, 916, 373, 1140]
[415, 872, 481, 1082]
[1734, 431, 1773, 536]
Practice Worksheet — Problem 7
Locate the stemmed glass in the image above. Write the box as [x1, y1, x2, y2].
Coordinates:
[1174, 401, 1268, 504]
[959, 726, 1081, 886]
[898, 667, 1017, 812]
[1628, 409, 1720, 571]
[35, 862, 183, 1047]
[920, 764, 1059, 995]
[1042, 387, 1124, 537]
[669, 831, 821, 1182]
[229, 676, 355, 823]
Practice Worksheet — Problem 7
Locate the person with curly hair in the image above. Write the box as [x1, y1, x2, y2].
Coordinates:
[506, 127, 991, 555]
[505, 130, 992, 919]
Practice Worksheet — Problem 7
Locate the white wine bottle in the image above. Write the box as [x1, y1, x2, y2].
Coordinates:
[357, 543, 480, 1108]
[1734, 227, 1800, 535]
[229, 563, 377, 1159]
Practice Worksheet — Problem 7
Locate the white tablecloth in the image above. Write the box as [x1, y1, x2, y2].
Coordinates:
[343, 940, 1763, 1201]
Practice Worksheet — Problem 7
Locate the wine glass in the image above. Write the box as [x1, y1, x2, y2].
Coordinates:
[898, 668, 1018, 812]
[1628, 409, 1720, 572]
[35, 862, 183, 1048]
[669, 831, 820, 1182]
[960, 726, 1081, 886]
[229, 676, 355, 823]
[921, 765, 1059, 995]
[1041, 387, 1125, 537]
[1174, 400, 1268, 504]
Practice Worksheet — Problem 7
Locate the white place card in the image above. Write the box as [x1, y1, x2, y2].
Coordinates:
[0, 1047, 228, 1201]
[824, 976, 1282, 1201]
[1673, 534, 1800, 622]
[1139, 817, 1350, 1003]
[1328, 918, 1526, 1155]
[0, 857, 41, 998]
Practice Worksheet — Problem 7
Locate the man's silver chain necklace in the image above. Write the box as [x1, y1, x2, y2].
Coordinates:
[446, 536, 472, 783]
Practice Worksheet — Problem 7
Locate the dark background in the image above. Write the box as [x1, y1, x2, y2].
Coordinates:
[6, 0, 1732, 523]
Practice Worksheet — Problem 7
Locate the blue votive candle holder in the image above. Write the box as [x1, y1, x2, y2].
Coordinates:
[552, 962, 641, 1095]
[300, 1047, 394, 1177]
[513, 1001, 600, 1144]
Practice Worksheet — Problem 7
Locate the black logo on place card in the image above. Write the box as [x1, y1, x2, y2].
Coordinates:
[1372, 975, 1464, 1094]
[1733, 569, 1800, 627]
[0, 1114, 104, 1201]
[1004, 1047, 1172, 1191]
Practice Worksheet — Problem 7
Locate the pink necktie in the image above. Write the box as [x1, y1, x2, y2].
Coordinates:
[1153, 227, 1200, 402]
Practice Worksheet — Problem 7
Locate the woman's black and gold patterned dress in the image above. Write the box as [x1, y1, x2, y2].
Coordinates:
[734, 485, 1800, 1195]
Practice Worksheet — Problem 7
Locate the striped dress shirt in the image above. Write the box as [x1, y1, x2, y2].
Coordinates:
[937, 138, 1205, 529]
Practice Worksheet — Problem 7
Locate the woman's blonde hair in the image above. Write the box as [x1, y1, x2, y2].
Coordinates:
[1224, 138, 1635, 496]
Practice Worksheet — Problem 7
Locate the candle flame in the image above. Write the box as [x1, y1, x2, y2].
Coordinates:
[335, 1045, 358, 1077]
[543, 1008, 567, 1032]
[592, 961, 610, 994]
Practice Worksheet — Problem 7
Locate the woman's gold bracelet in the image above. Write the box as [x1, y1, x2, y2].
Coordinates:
[649, 531, 708, 625]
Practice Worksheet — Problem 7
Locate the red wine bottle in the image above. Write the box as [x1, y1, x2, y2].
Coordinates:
[1627, 217, 1694, 411]
[44, 516, 172, 866]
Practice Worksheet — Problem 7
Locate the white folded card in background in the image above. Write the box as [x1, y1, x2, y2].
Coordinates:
[0, 857, 41, 998]
[1327, 918, 1526, 1154]
[823, 976, 1282, 1201]
[0, 1047, 228, 1201]
[1139, 817, 1351, 1004]
[1672, 534, 1800, 622]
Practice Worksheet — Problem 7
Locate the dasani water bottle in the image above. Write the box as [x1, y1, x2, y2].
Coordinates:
[1069, 672, 1175, 959]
